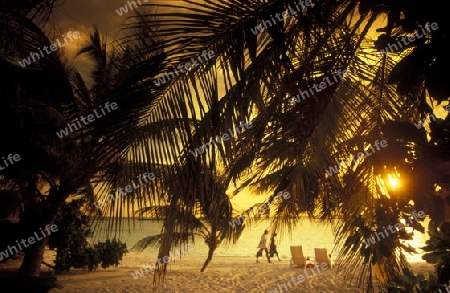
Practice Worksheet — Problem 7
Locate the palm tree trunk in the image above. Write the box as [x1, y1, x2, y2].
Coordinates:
[18, 237, 48, 276]
[18, 187, 66, 276]
[200, 223, 217, 272]
[200, 245, 216, 272]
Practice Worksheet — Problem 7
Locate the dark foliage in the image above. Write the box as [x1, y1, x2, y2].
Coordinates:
[422, 221, 450, 285]
[47, 199, 127, 273]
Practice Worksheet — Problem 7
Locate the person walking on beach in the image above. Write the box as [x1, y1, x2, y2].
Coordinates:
[269, 232, 282, 261]
[256, 230, 271, 263]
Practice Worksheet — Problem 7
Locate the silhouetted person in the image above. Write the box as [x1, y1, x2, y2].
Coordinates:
[269, 232, 281, 261]
[256, 230, 271, 263]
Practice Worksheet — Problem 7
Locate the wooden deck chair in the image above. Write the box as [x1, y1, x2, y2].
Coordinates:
[290, 246, 306, 268]
[314, 248, 331, 268]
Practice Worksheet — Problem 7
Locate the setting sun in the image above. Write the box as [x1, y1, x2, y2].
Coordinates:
[388, 174, 400, 190]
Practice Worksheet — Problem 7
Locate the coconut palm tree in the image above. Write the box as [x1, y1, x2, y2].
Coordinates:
[120, 0, 376, 286]
[121, 0, 449, 291]
[131, 191, 245, 273]
[2, 2, 449, 293]
[0, 0, 79, 276]
[0, 2, 167, 277]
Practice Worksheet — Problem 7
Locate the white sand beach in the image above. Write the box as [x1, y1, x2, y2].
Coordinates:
[37, 251, 433, 293]
[2, 218, 435, 293]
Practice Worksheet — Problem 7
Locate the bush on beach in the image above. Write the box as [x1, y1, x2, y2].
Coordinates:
[47, 199, 127, 273]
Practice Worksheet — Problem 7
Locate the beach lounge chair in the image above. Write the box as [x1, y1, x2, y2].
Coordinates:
[289, 246, 306, 268]
[314, 248, 331, 268]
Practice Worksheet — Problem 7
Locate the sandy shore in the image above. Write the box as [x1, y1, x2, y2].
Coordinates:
[14, 251, 429, 293]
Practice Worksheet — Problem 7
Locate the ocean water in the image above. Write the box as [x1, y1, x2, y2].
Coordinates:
[90, 218, 429, 263]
